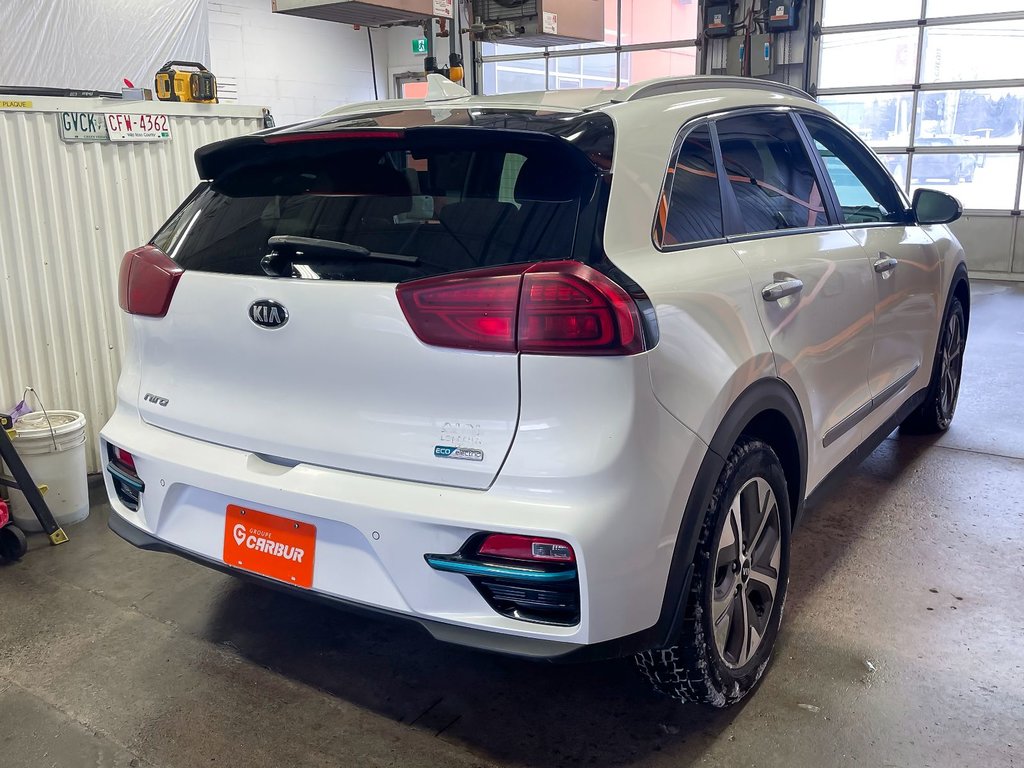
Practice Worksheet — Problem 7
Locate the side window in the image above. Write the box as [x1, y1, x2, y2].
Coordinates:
[498, 152, 527, 205]
[152, 184, 208, 256]
[654, 124, 724, 248]
[715, 112, 828, 234]
[800, 114, 906, 225]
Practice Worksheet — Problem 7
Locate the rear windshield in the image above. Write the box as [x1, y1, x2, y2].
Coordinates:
[154, 134, 600, 283]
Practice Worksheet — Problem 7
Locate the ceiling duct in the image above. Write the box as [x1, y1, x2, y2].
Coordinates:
[272, 0, 451, 27]
[470, 0, 604, 46]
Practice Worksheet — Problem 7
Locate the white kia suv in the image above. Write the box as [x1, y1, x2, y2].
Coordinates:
[102, 76, 969, 706]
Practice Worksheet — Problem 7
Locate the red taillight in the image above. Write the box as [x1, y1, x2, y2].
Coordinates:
[112, 446, 136, 472]
[478, 534, 575, 563]
[395, 264, 527, 353]
[519, 262, 644, 355]
[396, 261, 646, 356]
[118, 246, 183, 318]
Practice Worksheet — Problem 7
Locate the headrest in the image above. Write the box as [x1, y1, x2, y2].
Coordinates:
[721, 141, 764, 181]
[515, 159, 575, 203]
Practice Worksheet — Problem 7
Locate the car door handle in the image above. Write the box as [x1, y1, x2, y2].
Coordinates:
[761, 278, 804, 302]
[874, 256, 899, 274]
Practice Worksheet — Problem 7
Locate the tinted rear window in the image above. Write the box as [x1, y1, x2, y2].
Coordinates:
[154, 133, 601, 282]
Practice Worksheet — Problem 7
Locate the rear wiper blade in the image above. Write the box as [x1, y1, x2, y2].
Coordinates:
[262, 236, 418, 276]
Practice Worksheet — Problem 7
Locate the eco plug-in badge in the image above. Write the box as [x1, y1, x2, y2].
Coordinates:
[434, 446, 484, 462]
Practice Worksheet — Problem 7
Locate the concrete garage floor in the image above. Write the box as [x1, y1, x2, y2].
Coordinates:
[1, 282, 1021, 768]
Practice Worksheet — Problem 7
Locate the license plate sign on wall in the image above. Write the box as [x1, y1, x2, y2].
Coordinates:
[59, 112, 109, 142]
[105, 113, 171, 142]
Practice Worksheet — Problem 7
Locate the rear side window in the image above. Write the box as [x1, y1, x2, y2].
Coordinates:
[654, 124, 724, 248]
[800, 113, 907, 224]
[715, 112, 828, 234]
[154, 136, 596, 283]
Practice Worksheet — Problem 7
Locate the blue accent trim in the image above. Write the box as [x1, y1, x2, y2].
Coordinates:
[425, 556, 577, 583]
[106, 462, 144, 492]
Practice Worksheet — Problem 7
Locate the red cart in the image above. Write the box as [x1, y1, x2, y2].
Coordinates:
[0, 498, 27, 560]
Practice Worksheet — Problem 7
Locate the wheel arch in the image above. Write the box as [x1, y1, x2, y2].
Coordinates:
[706, 380, 807, 522]
[950, 261, 970, 333]
[649, 377, 807, 650]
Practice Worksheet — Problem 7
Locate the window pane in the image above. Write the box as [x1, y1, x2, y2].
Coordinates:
[160, 138, 589, 279]
[483, 60, 546, 95]
[716, 112, 828, 234]
[802, 114, 906, 223]
[581, 52, 617, 80]
[619, 47, 697, 87]
[819, 29, 919, 88]
[823, 0, 920, 26]
[480, 42, 545, 57]
[879, 154, 911, 191]
[656, 125, 723, 246]
[547, 52, 616, 89]
[915, 88, 1024, 146]
[498, 154, 527, 204]
[911, 153, 1019, 209]
[818, 92, 915, 148]
[927, 0, 1024, 16]
[621, 0, 699, 45]
[922, 21, 1024, 83]
[552, 55, 581, 75]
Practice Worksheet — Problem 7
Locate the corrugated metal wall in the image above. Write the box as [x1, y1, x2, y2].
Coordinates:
[0, 98, 266, 471]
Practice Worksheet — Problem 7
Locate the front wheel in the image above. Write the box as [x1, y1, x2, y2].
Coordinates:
[902, 297, 966, 433]
[635, 438, 791, 707]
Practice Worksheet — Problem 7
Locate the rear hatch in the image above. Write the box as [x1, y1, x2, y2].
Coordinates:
[124, 115, 613, 489]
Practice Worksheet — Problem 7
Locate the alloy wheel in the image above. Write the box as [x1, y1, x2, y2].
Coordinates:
[711, 477, 782, 669]
[939, 310, 964, 424]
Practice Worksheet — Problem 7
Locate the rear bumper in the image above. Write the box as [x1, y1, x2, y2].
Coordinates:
[99, 367, 707, 658]
[107, 511, 589, 659]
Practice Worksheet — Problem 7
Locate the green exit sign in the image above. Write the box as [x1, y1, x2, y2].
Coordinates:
[412, 38, 428, 55]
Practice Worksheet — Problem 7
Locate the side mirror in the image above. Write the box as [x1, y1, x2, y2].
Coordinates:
[912, 188, 962, 225]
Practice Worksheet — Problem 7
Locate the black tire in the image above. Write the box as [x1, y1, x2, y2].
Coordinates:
[0, 525, 28, 561]
[636, 438, 791, 707]
[902, 297, 966, 434]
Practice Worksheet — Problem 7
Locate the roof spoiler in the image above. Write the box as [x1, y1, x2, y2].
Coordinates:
[194, 125, 600, 181]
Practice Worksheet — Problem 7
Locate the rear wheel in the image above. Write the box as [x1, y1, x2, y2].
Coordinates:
[635, 438, 791, 707]
[902, 297, 965, 434]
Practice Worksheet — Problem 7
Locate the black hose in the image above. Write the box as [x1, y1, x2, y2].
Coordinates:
[367, 27, 379, 99]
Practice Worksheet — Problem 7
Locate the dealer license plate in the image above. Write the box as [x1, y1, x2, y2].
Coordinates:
[223, 504, 316, 588]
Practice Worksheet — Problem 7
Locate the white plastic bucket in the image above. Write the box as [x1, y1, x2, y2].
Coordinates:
[7, 410, 90, 532]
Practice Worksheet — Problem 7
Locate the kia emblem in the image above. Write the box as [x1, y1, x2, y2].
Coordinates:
[249, 299, 289, 329]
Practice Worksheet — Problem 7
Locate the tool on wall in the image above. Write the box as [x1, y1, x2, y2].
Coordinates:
[155, 61, 218, 103]
[420, 14, 465, 84]
[0, 413, 67, 547]
[426, 52, 465, 83]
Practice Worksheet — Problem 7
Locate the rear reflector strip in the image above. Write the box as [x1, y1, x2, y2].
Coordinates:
[424, 555, 577, 583]
[106, 462, 144, 492]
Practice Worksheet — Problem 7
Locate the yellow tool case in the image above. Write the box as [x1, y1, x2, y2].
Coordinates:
[154, 61, 218, 104]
